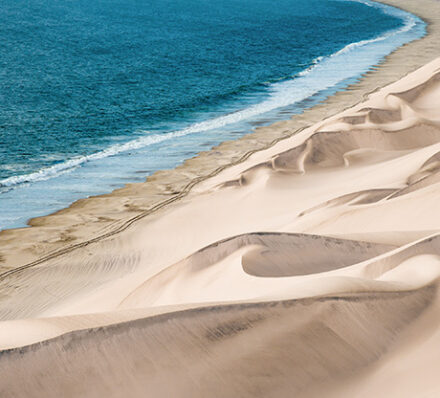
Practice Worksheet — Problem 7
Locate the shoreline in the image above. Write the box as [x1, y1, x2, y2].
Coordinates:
[0, 0, 421, 229]
[0, 0, 439, 270]
[1, 0, 440, 394]
[1, 54, 440, 393]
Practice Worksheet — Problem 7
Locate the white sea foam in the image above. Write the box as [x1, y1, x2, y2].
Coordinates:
[0, 0, 423, 191]
[0, 132, 179, 187]
[297, 0, 418, 77]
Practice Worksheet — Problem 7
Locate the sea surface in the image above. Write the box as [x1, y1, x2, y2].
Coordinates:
[0, 0, 425, 230]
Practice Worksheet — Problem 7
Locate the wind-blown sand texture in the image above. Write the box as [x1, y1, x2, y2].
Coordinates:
[1, 1, 440, 397]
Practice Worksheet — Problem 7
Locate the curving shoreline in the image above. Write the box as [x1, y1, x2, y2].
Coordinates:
[1, 0, 440, 395]
[1, 55, 440, 394]
[1, 0, 438, 270]
[0, 6, 435, 257]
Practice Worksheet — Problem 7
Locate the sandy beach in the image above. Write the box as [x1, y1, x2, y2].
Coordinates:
[1, 0, 440, 396]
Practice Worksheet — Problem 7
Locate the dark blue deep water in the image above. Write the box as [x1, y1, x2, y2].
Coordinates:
[0, 0, 426, 229]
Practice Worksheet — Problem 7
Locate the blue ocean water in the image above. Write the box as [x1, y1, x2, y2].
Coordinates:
[0, 0, 425, 230]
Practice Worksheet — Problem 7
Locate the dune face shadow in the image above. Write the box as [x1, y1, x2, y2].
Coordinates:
[237, 233, 394, 277]
[118, 233, 396, 309]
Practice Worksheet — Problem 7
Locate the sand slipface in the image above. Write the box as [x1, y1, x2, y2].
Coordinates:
[1, 0, 440, 397]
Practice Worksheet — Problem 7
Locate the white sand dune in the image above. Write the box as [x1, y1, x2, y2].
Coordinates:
[1, 2, 440, 396]
[119, 233, 396, 308]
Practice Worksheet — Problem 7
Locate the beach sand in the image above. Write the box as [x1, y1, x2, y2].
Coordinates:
[1, 0, 440, 397]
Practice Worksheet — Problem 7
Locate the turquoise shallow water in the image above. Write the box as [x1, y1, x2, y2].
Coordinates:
[0, 0, 426, 230]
